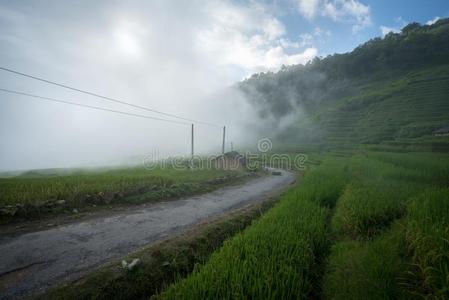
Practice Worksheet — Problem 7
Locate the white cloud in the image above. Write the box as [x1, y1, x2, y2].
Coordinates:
[426, 16, 440, 25]
[296, 0, 371, 32]
[279, 38, 300, 48]
[197, 1, 317, 73]
[324, 0, 371, 32]
[112, 20, 145, 59]
[380, 25, 400, 37]
[265, 46, 317, 69]
[284, 47, 318, 65]
[323, 2, 339, 20]
[263, 17, 286, 40]
[297, 0, 320, 19]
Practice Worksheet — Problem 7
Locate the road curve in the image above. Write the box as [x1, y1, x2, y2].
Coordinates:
[0, 171, 295, 299]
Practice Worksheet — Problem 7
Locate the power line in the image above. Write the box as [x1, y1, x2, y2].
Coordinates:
[0, 66, 222, 127]
[0, 88, 190, 126]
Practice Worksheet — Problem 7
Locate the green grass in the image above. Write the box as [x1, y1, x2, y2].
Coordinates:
[23, 151, 448, 299]
[323, 225, 409, 300]
[367, 151, 449, 185]
[330, 153, 434, 239]
[0, 165, 248, 223]
[404, 188, 449, 298]
[156, 159, 349, 299]
[332, 180, 407, 238]
[151, 151, 449, 299]
[324, 151, 449, 299]
[0, 167, 244, 206]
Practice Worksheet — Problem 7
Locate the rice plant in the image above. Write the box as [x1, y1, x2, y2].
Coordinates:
[156, 159, 349, 299]
[404, 188, 449, 298]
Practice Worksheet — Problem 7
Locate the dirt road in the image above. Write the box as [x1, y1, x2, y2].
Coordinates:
[0, 170, 295, 299]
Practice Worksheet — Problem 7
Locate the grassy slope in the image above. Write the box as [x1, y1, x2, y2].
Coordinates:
[289, 64, 449, 148]
[241, 20, 449, 152]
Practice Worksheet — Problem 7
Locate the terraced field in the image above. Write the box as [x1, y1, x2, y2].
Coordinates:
[299, 64, 449, 146]
[155, 151, 449, 299]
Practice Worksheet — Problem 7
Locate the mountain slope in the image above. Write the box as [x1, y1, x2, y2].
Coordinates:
[240, 18, 449, 150]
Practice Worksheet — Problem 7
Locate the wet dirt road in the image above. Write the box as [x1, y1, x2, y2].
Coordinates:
[0, 171, 295, 299]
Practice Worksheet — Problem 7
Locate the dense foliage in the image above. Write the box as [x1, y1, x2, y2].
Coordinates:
[313, 19, 449, 79]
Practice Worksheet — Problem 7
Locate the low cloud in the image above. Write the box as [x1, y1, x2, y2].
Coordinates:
[197, 1, 317, 74]
[380, 26, 400, 37]
[426, 16, 440, 25]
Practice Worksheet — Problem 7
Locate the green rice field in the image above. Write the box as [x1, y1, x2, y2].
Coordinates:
[0, 165, 247, 223]
[155, 150, 449, 299]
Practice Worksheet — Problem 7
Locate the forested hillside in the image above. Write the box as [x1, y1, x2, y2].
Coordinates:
[240, 18, 449, 150]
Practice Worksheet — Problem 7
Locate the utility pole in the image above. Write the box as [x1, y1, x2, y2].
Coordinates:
[191, 123, 194, 159]
[222, 126, 226, 154]
[231, 142, 234, 151]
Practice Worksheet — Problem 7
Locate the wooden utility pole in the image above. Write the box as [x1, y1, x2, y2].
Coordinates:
[222, 126, 226, 154]
[191, 123, 194, 159]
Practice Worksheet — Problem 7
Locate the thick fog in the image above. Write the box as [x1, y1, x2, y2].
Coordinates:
[0, 1, 317, 171]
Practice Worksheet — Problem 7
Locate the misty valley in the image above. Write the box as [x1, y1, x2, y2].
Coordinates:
[1, 1, 449, 300]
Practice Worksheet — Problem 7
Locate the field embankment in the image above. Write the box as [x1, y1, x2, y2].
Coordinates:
[0, 166, 251, 225]
[38, 196, 281, 300]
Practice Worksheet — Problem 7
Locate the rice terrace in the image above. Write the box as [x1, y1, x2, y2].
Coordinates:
[1, 1, 449, 299]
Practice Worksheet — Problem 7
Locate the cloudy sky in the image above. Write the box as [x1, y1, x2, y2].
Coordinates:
[0, 0, 447, 171]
